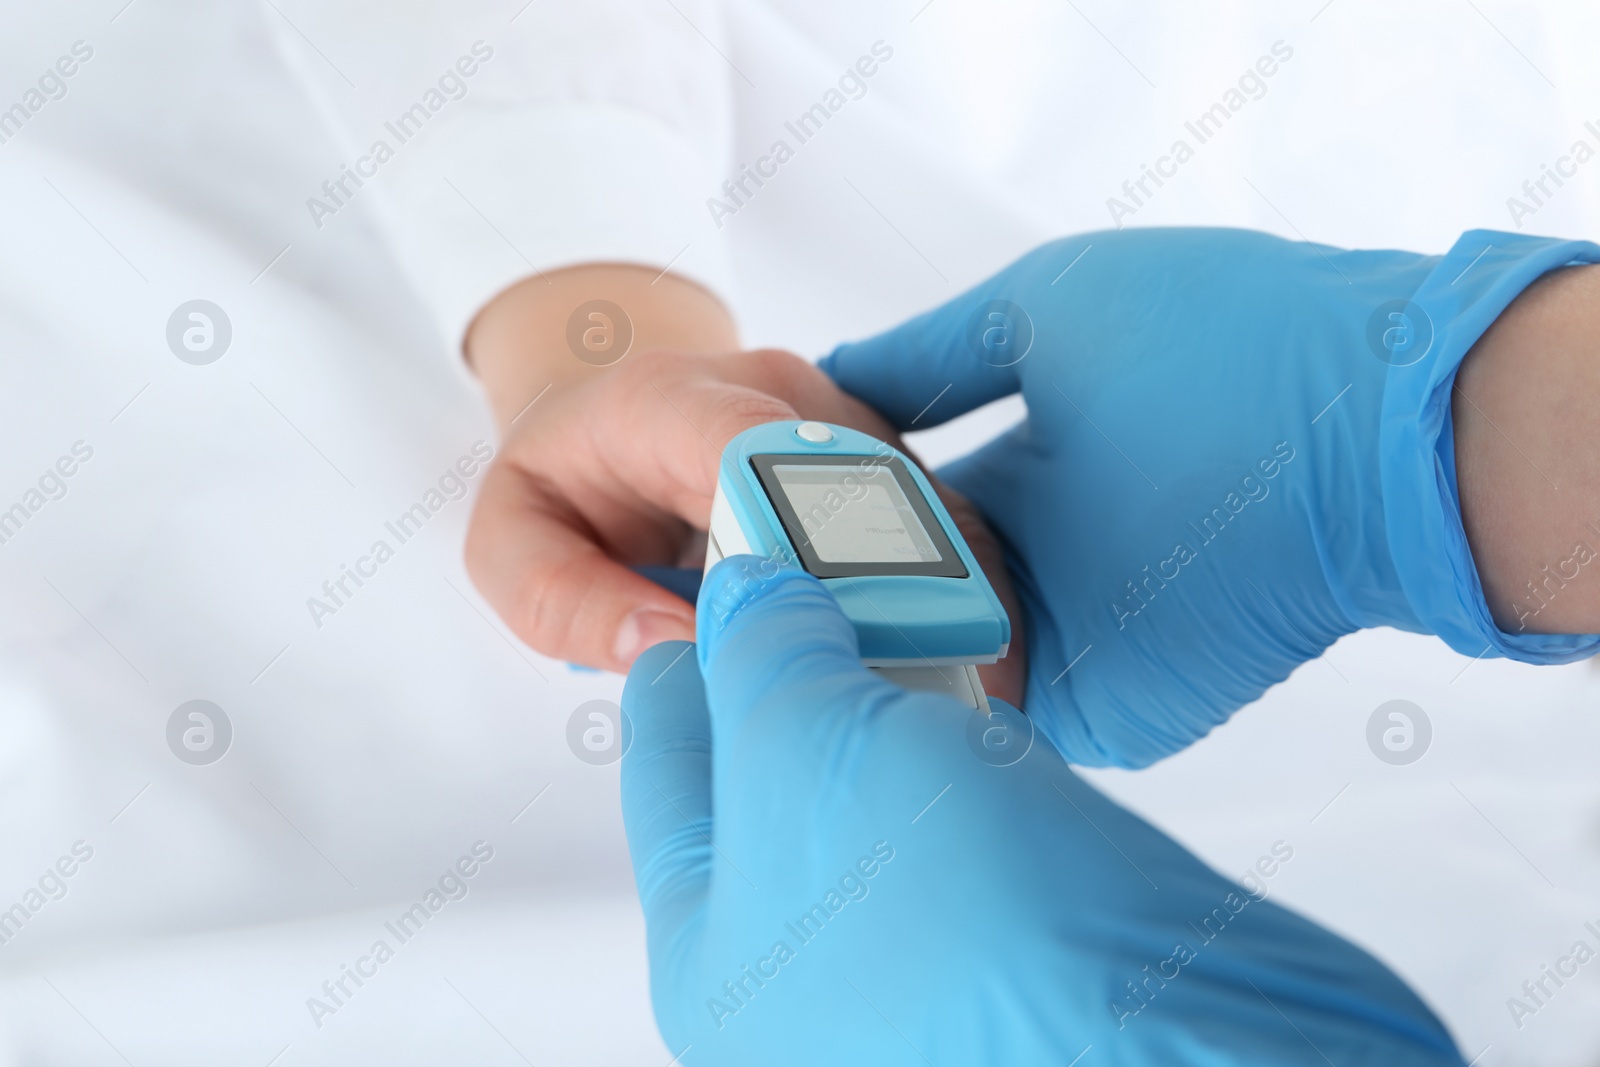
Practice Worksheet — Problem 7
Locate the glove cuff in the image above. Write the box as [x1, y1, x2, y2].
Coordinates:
[1381, 229, 1600, 663]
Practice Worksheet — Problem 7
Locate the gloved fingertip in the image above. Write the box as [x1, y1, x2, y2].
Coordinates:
[818, 298, 1025, 429]
[694, 554, 816, 673]
[814, 346, 846, 382]
[624, 639, 700, 694]
[622, 641, 709, 762]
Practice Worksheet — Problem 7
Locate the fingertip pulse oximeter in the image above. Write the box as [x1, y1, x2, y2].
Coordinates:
[704, 421, 1009, 709]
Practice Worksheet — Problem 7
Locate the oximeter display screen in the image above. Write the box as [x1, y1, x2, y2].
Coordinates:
[771, 464, 942, 564]
[749, 454, 968, 580]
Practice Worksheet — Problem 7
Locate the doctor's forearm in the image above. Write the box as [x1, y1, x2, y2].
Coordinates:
[466, 265, 739, 433]
[1453, 263, 1600, 633]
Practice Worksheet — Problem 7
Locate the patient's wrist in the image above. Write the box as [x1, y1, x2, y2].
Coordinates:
[465, 264, 738, 434]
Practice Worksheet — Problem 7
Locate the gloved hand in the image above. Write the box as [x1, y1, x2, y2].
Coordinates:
[620, 555, 1464, 1065]
[822, 227, 1600, 767]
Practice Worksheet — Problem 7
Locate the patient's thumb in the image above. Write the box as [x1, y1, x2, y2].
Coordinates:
[696, 556, 883, 735]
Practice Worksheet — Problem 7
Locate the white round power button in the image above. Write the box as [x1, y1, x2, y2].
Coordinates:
[795, 421, 834, 443]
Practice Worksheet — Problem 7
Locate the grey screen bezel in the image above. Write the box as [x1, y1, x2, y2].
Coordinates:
[749, 453, 968, 579]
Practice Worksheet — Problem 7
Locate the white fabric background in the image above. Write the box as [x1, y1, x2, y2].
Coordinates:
[0, 1, 1597, 1063]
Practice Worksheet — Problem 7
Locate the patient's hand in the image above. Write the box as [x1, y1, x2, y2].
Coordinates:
[462, 268, 1025, 702]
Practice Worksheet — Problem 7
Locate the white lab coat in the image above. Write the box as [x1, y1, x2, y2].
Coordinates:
[0, 1, 1597, 1063]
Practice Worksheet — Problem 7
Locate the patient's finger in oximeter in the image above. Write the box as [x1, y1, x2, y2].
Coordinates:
[705, 421, 1009, 709]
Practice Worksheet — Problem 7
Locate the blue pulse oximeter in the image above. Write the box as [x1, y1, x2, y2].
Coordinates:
[704, 420, 1009, 709]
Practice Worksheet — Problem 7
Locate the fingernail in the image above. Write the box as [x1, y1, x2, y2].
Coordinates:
[614, 609, 693, 664]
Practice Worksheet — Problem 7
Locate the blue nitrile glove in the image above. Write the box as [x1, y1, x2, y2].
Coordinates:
[822, 227, 1600, 767]
[619, 555, 1464, 1066]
